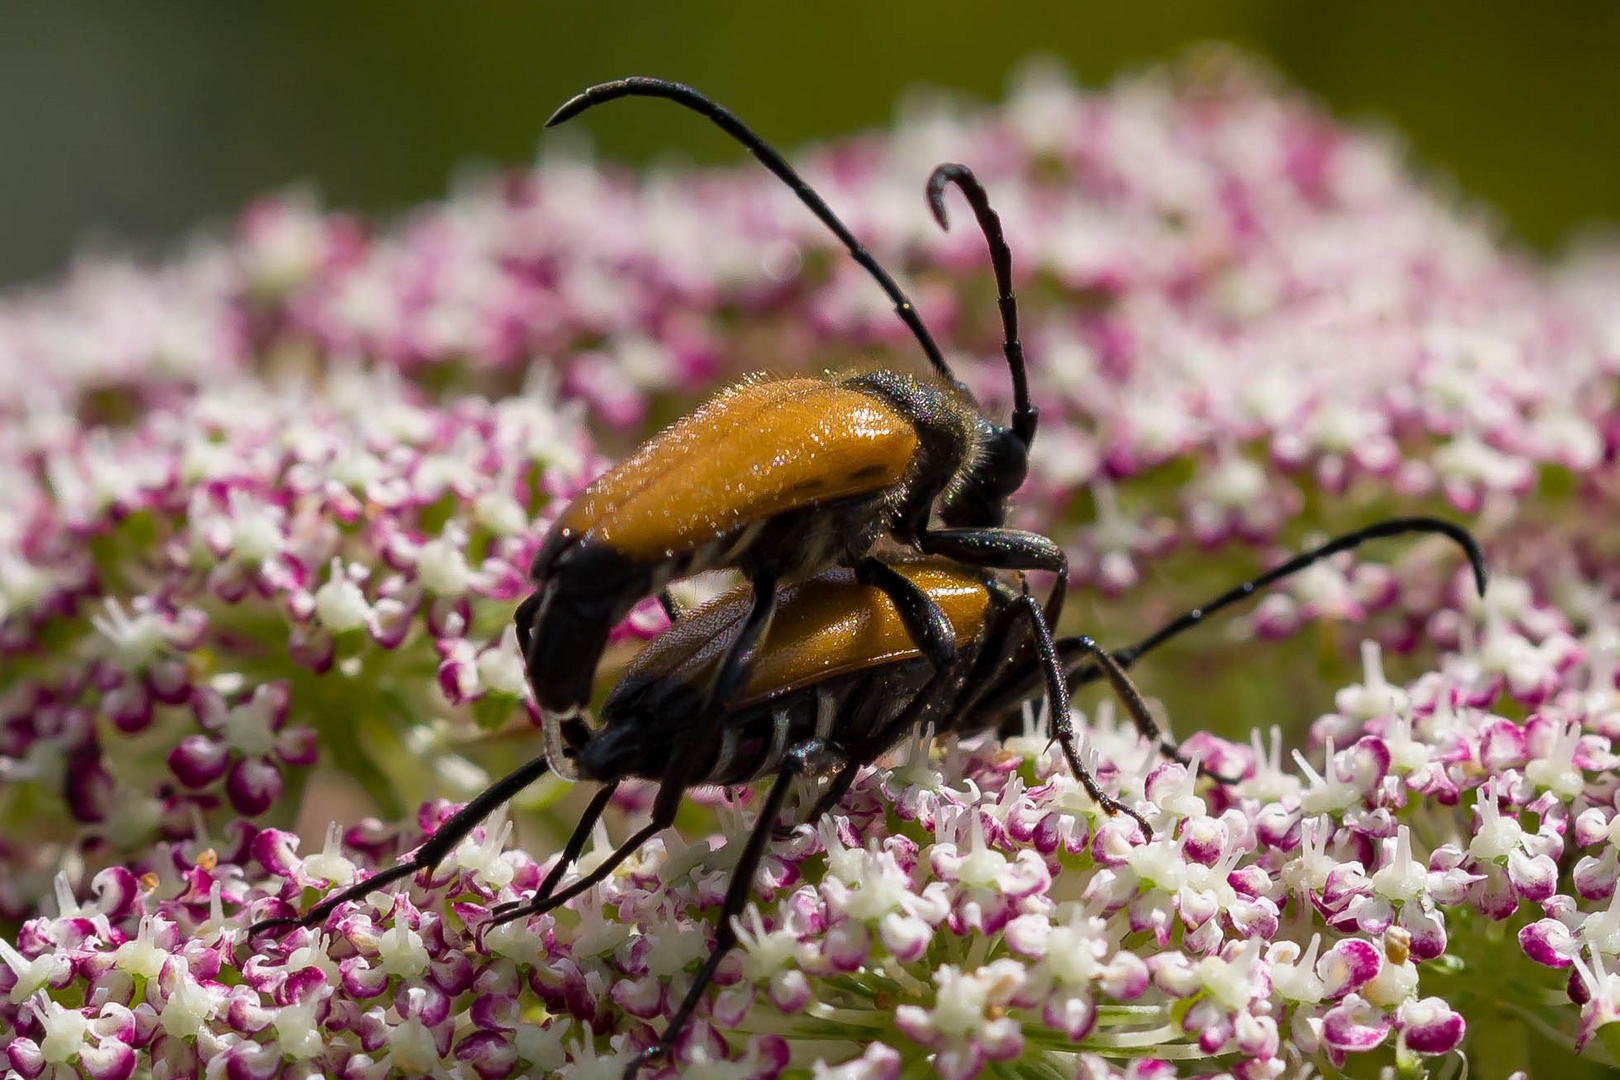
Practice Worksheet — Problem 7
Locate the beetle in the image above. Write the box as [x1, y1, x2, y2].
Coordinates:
[246, 515, 1486, 1080]
[520, 79, 1070, 785]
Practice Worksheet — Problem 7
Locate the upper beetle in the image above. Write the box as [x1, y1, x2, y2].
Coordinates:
[521, 80, 1066, 778]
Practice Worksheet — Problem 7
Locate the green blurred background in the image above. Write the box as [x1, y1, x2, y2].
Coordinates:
[2, 1, 1619, 288]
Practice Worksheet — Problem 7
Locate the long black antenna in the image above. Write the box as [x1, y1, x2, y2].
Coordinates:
[1070, 515, 1489, 687]
[927, 163, 1037, 447]
[548, 77, 961, 391]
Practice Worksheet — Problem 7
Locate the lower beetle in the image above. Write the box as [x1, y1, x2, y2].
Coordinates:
[248, 516, 1486, 1078]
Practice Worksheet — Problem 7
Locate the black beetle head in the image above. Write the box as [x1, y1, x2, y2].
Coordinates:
[940, 421, 1031, 528]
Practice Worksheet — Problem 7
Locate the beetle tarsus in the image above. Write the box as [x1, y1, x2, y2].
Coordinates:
[245, 753, 553, 939]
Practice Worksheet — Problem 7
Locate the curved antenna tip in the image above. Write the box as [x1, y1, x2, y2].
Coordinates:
[922, 161, 1032, 434]
[546, 77, 669, 128]
[542, 74, 957, 386]
[544, 98, 584, 128]
[1432, 515, 1488, 599]
[926, 163, 965, 230]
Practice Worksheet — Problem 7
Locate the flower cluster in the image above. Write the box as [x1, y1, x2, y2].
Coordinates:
[4, 49, 1620, 1078]
[9, 629, 1619, 1079]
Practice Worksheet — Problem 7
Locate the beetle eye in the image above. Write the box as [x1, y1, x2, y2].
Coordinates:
[942, 428, 1030, 527]
[993, 433, 1030, 496]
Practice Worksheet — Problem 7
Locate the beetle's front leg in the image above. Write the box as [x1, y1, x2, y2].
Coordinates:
[855, 556, 957, 670]
[914, 526, 1069, 627]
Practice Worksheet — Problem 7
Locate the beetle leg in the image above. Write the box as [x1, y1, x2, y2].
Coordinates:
[813, 688, 837, 742]
[790, 671, 961, 833]
[494, 575, 782, 929]
[972, 615, 1214, 778]
[946, 585, 1043, 725]
[247, 752, 553, 937]
[914, 526, 1069, 627]
[655, 570, 779, 817]
[484, 780, 621, 924]
[694, 570, 779, 714]
[1006, 590, 1153, 837]
[855, 557, 958, 670]
[913, 525, 1068, 571]
[970, 516, 1486, 783]
[1049, 631, 1195, 774]
[489, 800, 677, 927]
[772, 684, 881, 839]
[619, 738, 823, 1080]
[974, 632, 1237, 784]
[775, 761, 857, 840]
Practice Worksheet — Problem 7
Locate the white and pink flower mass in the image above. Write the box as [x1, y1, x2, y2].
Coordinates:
[4, 53, 1620, 1078]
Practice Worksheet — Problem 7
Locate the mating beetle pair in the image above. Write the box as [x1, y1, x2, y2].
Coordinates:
[248, 77, 1490, 1079]
[519, 80, 1064, 791]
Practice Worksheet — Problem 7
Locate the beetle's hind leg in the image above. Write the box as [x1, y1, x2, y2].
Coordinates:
[491, 805, 668, 926]
[247, 752, 553, 937]
[488, 778, 672, 927]
[1057, 643, 1215, 782]
[619, 737, 823, 1080]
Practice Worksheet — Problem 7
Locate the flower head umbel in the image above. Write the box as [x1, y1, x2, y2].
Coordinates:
[4, 49, 1620, 1077]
